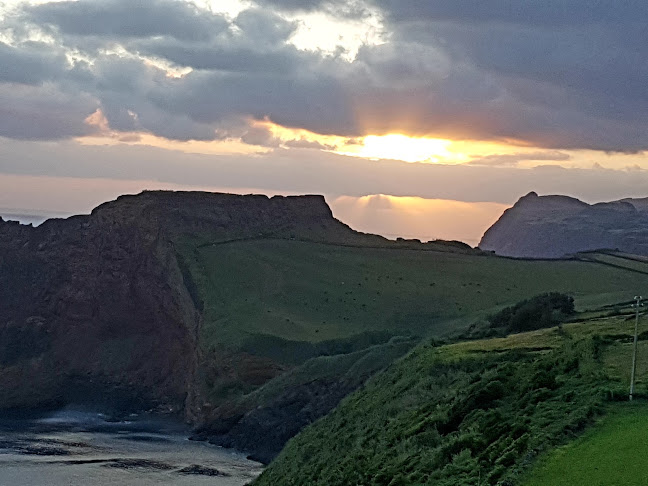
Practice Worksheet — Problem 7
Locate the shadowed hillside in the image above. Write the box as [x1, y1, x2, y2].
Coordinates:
[256, 312, 648, 485]
[480, 192, 648, 258]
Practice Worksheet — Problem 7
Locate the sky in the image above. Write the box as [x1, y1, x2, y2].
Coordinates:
[0, 0, 647, 245]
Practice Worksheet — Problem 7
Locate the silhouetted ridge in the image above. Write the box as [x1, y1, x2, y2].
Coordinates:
[480, 193, 648, 258]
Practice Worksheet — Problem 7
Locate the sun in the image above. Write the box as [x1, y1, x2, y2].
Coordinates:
[342, 134, 458, 163]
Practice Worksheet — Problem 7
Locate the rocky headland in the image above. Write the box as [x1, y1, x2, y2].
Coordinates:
[480, 192, 648, 258]
[1, 190, 460, 461]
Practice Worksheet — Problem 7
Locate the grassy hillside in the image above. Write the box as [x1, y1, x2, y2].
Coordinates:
[522, 404, 648, 486]
[178, 235, 648, 462]
[255, 315, 648, 485]
[182, 239, 648, 399]
[183, 240, 648, 350]
[197, 336, 419, 463]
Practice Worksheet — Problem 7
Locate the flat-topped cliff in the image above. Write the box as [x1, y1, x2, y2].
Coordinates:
[0, 191, 376, 415]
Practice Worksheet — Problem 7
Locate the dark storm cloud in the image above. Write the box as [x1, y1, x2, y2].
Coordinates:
[28, 0, 227, 41]
[0, 41, 67, 85]
[136, 41, 301, 73]
[234, 8, 298, 43]
[370, 1, 648, 151]
[0, 0, 646, 151]
[131, 8, 303, 74]
[0, 85, 98, 140]
[149, 68, 355, 136]
[7, 0, 357, 141]
[373, 0, 648, 26]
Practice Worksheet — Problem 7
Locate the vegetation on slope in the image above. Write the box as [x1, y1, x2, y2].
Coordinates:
[199, 336, 418, 463]
[255, 314, 647, 485]
[176, 233, 648, 461]
[184, 240, 648, 350]
[465, 292, 576, 338]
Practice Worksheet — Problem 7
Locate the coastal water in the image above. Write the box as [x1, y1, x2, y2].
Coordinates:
[0, 409, 263, 485]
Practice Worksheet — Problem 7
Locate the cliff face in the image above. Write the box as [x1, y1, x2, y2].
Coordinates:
[479, 192, 648, 258]
[0, 191, 360, 416]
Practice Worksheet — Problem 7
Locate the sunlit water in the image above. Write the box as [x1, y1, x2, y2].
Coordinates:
[0, 410, 263, 485]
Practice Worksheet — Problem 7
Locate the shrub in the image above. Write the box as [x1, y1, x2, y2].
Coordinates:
[488, 292, 575, 334]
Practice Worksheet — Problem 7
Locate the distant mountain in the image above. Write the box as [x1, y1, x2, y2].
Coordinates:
[479, 192, 648, 258]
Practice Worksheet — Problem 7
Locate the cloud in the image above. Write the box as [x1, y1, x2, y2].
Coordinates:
[135, 41, 301, 74]
[467, 151, 571, 167]
[283, 138, 335, 150]
[0, 41, 68, 85]
[253, 0, 371, 18]
[0, 85, 98, 140]
[373, 0, 648, 25]
[28, 0, 228, 41]
[239, 124, 282, 147]
[0, 0, 644, 152]
[364, 194, 393, 210]
[2, 137, 648, 206]
[371, 1, 648, 151]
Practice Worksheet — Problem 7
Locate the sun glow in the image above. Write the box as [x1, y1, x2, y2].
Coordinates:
[330, 194, 509, 246]
[340, 134, 466, 164]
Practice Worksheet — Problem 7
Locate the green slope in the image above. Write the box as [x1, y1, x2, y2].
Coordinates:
[178, 236, 648, 404]
[255, 316, 648, 485]
[178, 235, 648, 463]
[184, 239, 648, 350]
[522, 404, 648, 486]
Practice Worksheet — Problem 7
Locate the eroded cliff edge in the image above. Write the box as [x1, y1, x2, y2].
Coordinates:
[0, 191, 367, 416]
[1, 190, 482, 462]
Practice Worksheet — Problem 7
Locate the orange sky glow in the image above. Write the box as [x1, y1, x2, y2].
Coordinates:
[0, 173, 506, 246]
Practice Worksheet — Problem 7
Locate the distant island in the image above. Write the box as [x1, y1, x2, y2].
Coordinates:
[480, 191, 648, 258]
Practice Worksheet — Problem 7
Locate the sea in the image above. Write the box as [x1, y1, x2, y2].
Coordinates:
[0, 409, 263, 486]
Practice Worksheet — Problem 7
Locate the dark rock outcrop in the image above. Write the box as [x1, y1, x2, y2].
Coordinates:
[195, 337, 418, 463]
[480, 192, 648, 258]
[0, 191, 374, 416]
[1, 190, 479, 460]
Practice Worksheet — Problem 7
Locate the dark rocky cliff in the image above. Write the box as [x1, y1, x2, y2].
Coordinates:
[0, 191, 368, 417]
[479, 192, 648, 258]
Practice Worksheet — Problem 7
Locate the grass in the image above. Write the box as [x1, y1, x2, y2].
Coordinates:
[180, 239, 648, 350]
[232, 336, 418, 412]
[176, 233, 648, 410]
[254, 316, 648, 486]
[522, 403, 648, 486]
[175, 224, 648, 483]
[578, 252, 648, 275]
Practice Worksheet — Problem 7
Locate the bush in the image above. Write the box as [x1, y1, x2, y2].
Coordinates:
[488, 292, 575, 334]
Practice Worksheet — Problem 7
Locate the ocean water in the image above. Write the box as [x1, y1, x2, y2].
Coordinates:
[0, 410, 263, 485]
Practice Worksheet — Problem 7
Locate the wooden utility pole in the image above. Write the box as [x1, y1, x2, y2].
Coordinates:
[630, 295, 643, 401]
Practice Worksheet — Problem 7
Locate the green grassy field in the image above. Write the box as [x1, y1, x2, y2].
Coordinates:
[182, 239, 648, 350]
[177, 232, 648, 469]
[176, 235, 648, 410]
[577, 251, 648, 275]
[522, 404, 648, 486]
